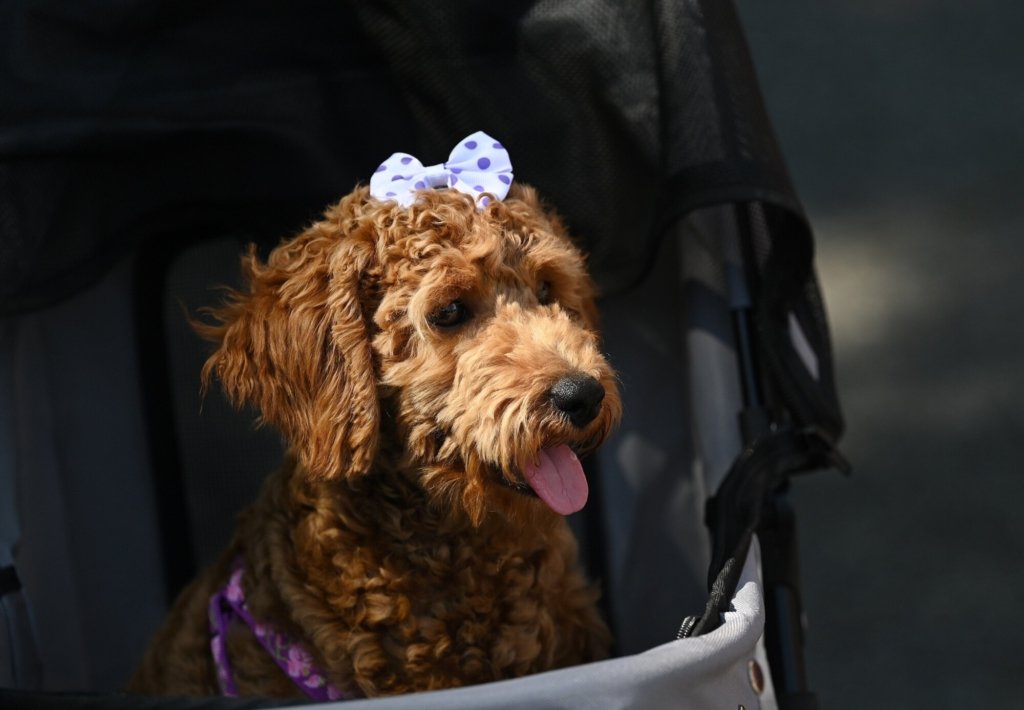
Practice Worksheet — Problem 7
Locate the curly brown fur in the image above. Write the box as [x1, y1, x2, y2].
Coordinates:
[129, 184, 621, 698]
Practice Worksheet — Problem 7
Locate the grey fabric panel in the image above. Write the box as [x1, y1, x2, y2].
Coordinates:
[0, 321, 18, 571]
[7, 256, 168, 691]
[317, 542, 767, 710]
[596, 228, 711, 655]
[0, 318, 43, 690]
[162, 238, 285, 570]
[680, 208, 745, 497]
[594, 214, 748, 654]
[9, 313, 90, 690]
[0, 590, 42, 689]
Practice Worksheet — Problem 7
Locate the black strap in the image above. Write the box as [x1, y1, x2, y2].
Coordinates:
[678, 428, 847, 710]
[679, 427, 847, 638]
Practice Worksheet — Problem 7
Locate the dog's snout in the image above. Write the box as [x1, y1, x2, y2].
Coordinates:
[550, 372, 605, 428]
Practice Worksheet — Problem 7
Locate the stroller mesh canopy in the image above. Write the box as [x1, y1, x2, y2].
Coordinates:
[0, 0, 842, 432]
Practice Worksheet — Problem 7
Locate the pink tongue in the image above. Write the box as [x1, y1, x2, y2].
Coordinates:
[523, 445, 589, 515]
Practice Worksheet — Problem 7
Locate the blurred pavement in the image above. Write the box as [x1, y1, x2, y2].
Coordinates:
[736, 2, 1024, 707]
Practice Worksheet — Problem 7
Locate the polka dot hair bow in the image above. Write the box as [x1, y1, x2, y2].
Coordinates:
[369, 131, 513, 208]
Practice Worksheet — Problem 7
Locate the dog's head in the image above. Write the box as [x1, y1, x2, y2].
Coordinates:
[199, 184, 621, 523]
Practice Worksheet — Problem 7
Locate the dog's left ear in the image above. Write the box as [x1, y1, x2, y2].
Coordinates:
[197, 227, 380, 479]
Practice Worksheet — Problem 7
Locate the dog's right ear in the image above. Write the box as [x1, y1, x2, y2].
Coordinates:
[196, 227, 380, 479]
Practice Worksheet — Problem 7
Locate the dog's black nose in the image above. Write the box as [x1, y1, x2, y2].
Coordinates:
[550, 372, 605, 428]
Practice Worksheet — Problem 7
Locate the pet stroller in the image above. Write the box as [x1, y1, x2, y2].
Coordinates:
[0, 1, 846, 708]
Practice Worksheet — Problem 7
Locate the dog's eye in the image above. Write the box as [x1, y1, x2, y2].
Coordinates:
[538, 280, 553, 305]
[428, 300, 472, 329]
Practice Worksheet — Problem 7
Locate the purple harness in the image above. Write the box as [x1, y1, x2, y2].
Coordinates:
[208, 560, 355, 701]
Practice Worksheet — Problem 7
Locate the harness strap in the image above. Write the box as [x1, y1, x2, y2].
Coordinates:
[208, 560, 354, 701]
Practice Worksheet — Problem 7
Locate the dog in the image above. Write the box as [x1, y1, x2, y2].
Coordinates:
[128, 140, 621, 698]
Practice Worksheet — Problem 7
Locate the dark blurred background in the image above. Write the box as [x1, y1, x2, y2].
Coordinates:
[736, 2, 1024, 707]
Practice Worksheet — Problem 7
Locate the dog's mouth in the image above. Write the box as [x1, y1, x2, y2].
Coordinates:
[494, 445, 590, 516]
[496, 474, 537, 498]
[435, 426, 598, 516]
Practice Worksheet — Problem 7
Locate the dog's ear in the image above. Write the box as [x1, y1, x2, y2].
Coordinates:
[197, 227, 379, 478]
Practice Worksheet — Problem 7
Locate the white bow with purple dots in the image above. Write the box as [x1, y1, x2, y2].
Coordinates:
[369, 131, 514, 208]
